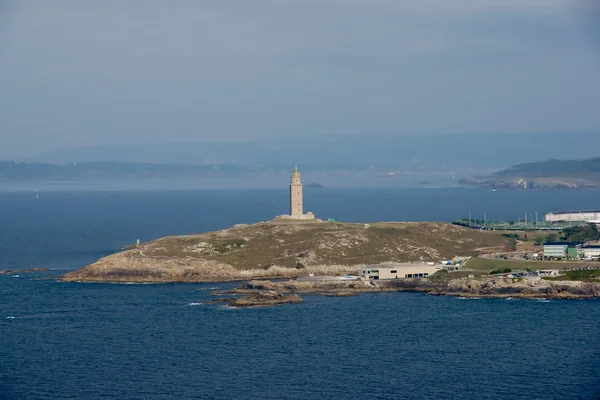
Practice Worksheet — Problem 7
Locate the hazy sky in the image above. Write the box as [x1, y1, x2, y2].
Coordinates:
[1, 0, 599, 159]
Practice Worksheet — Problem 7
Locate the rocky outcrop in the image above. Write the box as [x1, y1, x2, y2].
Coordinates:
[431, 277, 600, 299]
[220, 277, 600, 300]
[0, 267, 51, 275]
[229, 292, 303, 308]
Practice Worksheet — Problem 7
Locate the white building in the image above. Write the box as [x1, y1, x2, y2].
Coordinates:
[545, 211, 600, 223]
[543, 243, 569, 258]
[582, 246, 600, 259]
[538, 270, 561, 277]
[361, 263, 442, 280]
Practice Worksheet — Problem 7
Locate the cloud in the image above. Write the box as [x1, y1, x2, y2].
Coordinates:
[0, 0, 587, 84]
[0, 0, 598, 158]
[0, 0, 17, 52]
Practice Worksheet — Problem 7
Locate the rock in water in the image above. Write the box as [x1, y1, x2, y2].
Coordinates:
[230, 291, 303, 307]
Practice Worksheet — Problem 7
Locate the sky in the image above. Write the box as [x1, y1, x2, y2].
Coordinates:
[0, 0, 599, 159]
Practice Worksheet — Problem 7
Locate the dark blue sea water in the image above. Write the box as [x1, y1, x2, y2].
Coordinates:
[1, 188, 600, 399]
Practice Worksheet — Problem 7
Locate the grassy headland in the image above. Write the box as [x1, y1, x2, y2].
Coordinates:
[62, 221, 506, 283]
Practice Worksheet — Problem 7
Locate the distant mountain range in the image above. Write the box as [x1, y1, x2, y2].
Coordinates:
[30, 132, 600, 169]
[494, 157, 600, 178]
[4, 133, 600, 190]
[461, 157, 600, 189]
[0, 161, 249, 182]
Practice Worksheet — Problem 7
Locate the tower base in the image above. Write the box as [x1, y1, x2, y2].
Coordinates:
[274, 212, 318, 221]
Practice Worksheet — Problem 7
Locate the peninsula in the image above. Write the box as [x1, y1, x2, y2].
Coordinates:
[61, 220, 503, 283]
[62, 167, 600, 303]
[461, 156, 600, 189]
[63, 167, 503, 283]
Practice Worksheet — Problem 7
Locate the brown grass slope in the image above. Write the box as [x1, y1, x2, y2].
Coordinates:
[62, 221, 506, 283]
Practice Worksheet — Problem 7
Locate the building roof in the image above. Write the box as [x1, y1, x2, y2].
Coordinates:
[547, 210, 600, 215]
[364, 263, 437, 270]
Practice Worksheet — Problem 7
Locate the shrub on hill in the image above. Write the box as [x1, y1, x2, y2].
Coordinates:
[490, 268, 512, 275]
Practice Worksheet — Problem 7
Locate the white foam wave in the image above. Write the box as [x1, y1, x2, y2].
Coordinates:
[6, 316, 16, 319]
[188, 302, 202, 306]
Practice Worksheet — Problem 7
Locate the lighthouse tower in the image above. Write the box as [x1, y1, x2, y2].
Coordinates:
[275, 166, 316, 221]
[290, 166, 303, 217]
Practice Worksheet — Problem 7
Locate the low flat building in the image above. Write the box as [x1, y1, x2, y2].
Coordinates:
[545, 211, 600, 223]
[582, 246, 600, 259]
[543, 242, 583, 259]
[361, 263, 442, 280]
[543, 243, 568, 258]
[538, 270, 561, 277]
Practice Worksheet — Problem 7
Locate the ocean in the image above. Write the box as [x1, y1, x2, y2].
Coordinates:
[1, 188, 599, 399]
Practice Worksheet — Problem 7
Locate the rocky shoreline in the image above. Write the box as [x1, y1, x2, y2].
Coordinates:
[56, 220, 600, 306]
[205, 292, 304, 308]
[209, 277, 600, 306]
[0, 267, 51, 275]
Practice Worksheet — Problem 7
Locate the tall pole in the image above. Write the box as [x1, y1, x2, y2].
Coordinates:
[535, 212, 539, 225]
[469, 212, 472, 227]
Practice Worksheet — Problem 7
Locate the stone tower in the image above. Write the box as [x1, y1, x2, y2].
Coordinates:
[290, 166, 303, 217]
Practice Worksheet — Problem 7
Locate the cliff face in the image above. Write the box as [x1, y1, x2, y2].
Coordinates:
[61, 221, 505, 283]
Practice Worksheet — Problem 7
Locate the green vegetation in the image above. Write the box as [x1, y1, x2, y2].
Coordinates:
[560, 224, 600, 242]
[428, 269, 486, 282]
[500, 233, 530, 242]
[369, 226, 409, 235]
[544, 269, 600, 282]
[490, 268, 512, 274]
[452, 218, 486, 227]
[212, 239, 247, 254]
[503, 238, 518, 252]
[465, 257, 572, 272]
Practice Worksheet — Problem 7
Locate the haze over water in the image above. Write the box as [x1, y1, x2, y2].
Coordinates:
[1, 188, 600, 399]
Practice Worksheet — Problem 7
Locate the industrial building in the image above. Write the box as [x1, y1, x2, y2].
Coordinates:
[545, 211, 600, 223]
[543, 242, 583, 259]
[582, 246, 600, 259]
[361, 264, 442, 280]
